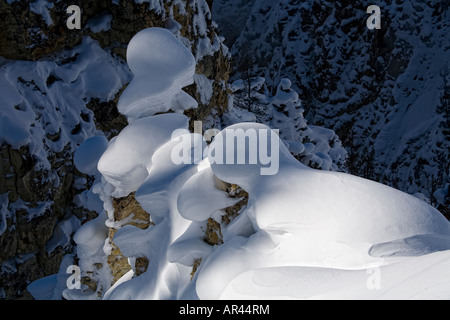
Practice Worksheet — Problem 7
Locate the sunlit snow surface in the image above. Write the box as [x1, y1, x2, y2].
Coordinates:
[195, 124, 450, 299]
[95, 121, 450, 300]
[29, 26, 450, 300]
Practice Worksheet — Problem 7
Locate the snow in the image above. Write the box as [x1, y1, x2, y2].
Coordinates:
[26, 21, 450, 300]
[74, 136, 108, 176]
[134, 132, 204, 218]
[220, 250, 450, 300]
[0, 36, 130, 168]
[168, 221, 215, 267]
[89, 119, 450, 300]
[97, 114, 190, 197]
[74, 188, 104, 215]
[27, 254, 76, 300]
[27, 201, 53, 221]
[1, 253, 35, 275]
[45, 215, 81, 254]
[29, 0, 54, 27]
[73, 215, 109, 270]
[103, 134, 207, 299]
[0, 72, 33, 148]
[27, 274, 58, 300]
[193, 122, 450, 299]
[64, 214, 112, 300]
[369, 234, 450, 258]
[104, 146, 197, 298]
[117, 28, 197, 120]
[133, 0, 164, 12]
[194, 74, 214, 105]
[89, 36, 205, 295]
[177, 166, 240, 222]
[225, 77, 347, 172]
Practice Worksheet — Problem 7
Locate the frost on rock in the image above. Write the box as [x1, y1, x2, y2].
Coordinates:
[117, 28, 197, 121]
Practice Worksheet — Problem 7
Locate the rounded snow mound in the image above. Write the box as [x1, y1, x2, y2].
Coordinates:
[97, 113, 190, 197]
[195, 122, 450, 299]
[118, 27, 197, 120]
[74, 135, 108, 175]
[207, 122, 450, 246]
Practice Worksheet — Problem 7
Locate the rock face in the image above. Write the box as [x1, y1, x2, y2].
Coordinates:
[0, 0, 230, 300]
[0, 143, 84, 299]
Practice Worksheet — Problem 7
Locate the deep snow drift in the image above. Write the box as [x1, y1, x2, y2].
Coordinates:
[28, 26, 450, 300]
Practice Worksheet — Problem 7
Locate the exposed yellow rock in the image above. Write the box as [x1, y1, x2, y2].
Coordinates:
[193, 181, 249, 278]
[204, 218, 223, 246]
[106, 192, 153, 285]
[190, 258, 202, 280]
[134, 256, 150, 276]
[112, 192, 152, 230]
